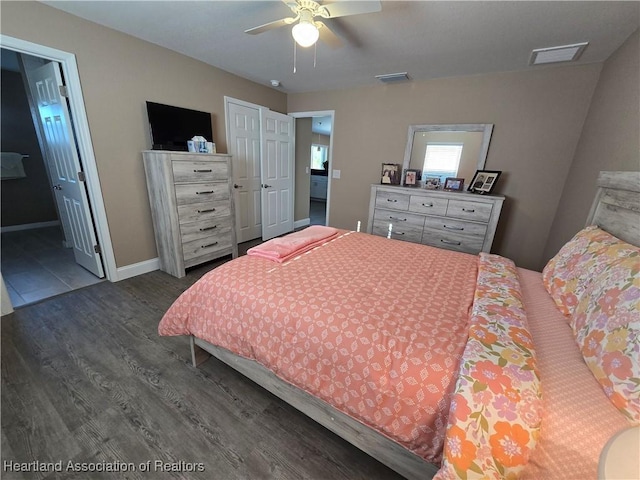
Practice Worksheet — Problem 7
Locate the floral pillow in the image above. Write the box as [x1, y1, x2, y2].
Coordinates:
[542, 226, 638, 317]
[572, 253, 640, 423]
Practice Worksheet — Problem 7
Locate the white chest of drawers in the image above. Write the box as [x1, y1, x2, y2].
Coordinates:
[143, 151, 237, 278]
[367, 185, 504, 254]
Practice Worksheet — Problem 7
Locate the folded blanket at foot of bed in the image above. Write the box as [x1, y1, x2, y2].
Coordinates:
[247, 226, 339, 263]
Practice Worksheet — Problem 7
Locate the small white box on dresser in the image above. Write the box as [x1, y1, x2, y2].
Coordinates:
[367, 184, 504, 254]
[143, 150, 237, 278]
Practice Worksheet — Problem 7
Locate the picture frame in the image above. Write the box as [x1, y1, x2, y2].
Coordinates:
[424, 176, 441, 190]
[381, 163, 401, 185]
[468, 170, 502, 194]
[443, 177, 465, 191]
[403, 169, 421, 187]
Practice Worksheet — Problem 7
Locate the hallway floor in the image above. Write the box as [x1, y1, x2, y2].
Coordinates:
[310, 199, 326, 225]
[1, 226, 104, 308]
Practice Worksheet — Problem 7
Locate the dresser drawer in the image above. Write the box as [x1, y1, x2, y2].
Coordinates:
[179, 215, 232, 245]
[423, 216, 488, 237]
[446, 199, 492, 222]
[175, 183, 229, 206]
[182, 234, 233, 266]
[409, 195, 448, 216]
[374, 208, 426, 229]
[172, 160, 228, 183]
[421, 231, 484, 254]
[375, 191, 410, 211]
[372, 220, 423, 243]
[177, 201, 231, 225]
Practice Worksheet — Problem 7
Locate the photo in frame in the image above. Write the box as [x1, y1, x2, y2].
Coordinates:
[443, 177, 465, 191]
[381, 163, 401, 185]
[468, 170, 502, 194]
[424, 176, 441, 190]
[403, 169, 421, 187]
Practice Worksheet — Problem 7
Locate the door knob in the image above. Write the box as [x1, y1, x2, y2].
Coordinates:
[53, 185, 63, 190]
[262, 184, 272, 189]
[233, 184, 243, 189]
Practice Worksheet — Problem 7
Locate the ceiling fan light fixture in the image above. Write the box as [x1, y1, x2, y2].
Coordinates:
[292, 19, 319, 47]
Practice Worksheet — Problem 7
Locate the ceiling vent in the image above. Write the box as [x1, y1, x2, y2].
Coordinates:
[529, 42, 588, 65]
[375, 72, 410, 83]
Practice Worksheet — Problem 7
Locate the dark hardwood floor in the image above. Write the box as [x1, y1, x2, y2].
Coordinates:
[1, 252, 402, 479]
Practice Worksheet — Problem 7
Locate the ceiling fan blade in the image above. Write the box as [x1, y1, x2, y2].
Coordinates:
[321, 0, 381, 18]
[317, 21, 343, 49]
[245, 17, 296, 35]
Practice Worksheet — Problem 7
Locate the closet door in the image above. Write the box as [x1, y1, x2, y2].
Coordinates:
[260, 109, 295, 241]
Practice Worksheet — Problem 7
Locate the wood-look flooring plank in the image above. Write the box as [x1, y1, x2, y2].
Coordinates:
[2, 264, 407, 480]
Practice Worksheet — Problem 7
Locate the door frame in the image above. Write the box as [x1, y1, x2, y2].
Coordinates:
[288, 110, 335, 226]
[1, 34, 116, 281]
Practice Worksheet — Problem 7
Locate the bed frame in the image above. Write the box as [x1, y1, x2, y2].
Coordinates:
[189, 171, 639, 480]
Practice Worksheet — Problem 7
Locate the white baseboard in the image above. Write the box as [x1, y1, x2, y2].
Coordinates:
[115, 257, 160, 281]
[294, 218, 310, 229]
[1, 220, 60, 233]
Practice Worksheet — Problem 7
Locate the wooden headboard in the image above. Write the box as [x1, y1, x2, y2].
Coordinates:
[586, 171, 640, 248]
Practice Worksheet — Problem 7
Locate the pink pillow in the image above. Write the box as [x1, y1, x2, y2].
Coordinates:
[572, 253, 640, 423]
[542, 226, 637, 317]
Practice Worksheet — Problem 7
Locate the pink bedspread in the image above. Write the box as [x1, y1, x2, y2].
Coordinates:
[159, 231, 478, 462]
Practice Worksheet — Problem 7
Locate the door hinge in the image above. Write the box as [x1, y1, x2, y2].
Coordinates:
[94, 244, 102, 254]
[78, 171, 86, 182]
[59, 85, 69, 98]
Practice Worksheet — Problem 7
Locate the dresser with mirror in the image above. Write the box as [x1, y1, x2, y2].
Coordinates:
[367, 123, 504, 254]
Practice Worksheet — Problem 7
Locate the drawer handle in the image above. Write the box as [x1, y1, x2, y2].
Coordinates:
[389, 216, 407, 222]
[197, 208, 216, 213]
[201, 241, 219, 249]
[386, 199, 398, 203]
[196, 191, 214, 195]
[462, 208, 475, 213]
[193, 169, 212, 173]
[441, 239, 461, 246]
[422, 203, 434, 207]
[393, 232, 405, 236]
[199, 225, 217, 231]
[444, 225, 464, 231]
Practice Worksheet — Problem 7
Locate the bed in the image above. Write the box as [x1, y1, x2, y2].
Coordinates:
[158, 171, 639, 479]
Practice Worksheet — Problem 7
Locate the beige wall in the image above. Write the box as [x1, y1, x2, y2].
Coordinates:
[1, 2, 286, 268]
[543, 30, 640, 264]
[288, 65, 602, 270]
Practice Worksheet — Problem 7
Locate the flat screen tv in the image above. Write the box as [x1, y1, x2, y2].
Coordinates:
[146, 101, 213, 151]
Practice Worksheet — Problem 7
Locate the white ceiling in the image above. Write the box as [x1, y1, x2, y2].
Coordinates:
[43, 1, 639, 94]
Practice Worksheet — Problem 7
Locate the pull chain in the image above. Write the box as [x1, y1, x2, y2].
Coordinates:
[314, 42, 317, 68]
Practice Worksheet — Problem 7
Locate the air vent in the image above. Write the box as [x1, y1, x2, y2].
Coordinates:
[375, 72, 410, 83]
[529, 42, 588, 65]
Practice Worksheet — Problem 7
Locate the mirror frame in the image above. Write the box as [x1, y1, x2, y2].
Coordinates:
[402, 123, 494, 177]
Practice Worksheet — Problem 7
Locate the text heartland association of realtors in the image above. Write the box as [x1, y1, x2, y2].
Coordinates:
[3, 460, 206, 473]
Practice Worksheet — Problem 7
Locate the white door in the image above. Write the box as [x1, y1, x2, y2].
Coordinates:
[226, 100, 262, 242]
[28, 62, 104, 277]
[260, 110, 295, 240]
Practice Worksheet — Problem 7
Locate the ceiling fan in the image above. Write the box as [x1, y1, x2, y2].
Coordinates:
[245, 0, 382, 49]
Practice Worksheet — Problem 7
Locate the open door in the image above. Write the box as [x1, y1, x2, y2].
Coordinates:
[260, 109, 295, 241]
[27, 62, 104, 278]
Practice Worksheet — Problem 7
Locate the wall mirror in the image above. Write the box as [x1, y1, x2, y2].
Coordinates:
[402, 124, 494, 186]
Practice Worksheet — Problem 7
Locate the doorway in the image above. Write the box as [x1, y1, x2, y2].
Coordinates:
[290, 110, 335, 227]
[1, 46, 105, 308]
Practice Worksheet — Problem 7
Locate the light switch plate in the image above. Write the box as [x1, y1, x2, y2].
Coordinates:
[332, 169, 341, 179]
